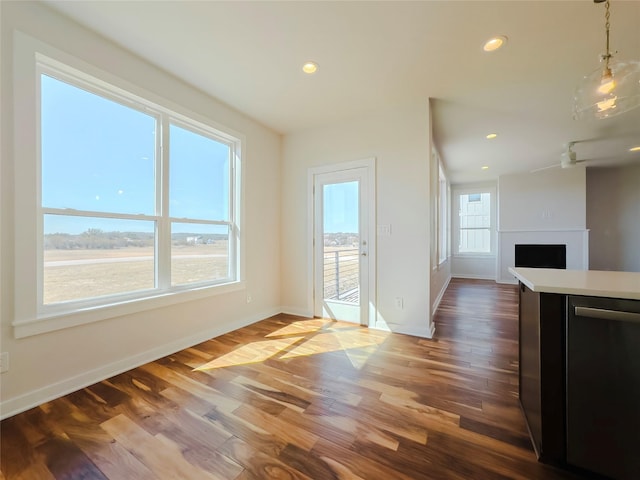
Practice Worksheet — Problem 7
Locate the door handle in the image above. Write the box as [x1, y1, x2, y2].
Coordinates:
[361, 252, 367, 257]
[575, 306, 640, 324]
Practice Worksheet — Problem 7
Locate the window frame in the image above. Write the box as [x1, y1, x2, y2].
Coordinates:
[437, 161, 449, 265]
[452, 185, 496, 257]
[12, 33, 245, 338]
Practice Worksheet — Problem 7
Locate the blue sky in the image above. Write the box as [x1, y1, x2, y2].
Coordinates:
[41, 73, 358, 237]
[41, 74, 229, 235]
[323, 181, 359, 233]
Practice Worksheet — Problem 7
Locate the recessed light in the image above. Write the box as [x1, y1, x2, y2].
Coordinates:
[302, 61, 318, 74]
[483, 36, 507, 52]
[486, 133, 498, 139]
[630, 146, 640, 152]
[481, 166, 490, 170]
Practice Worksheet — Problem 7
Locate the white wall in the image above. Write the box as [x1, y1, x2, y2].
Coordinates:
[451, 255, 496, 280]
[281, 103, 434, 338]
[497, 167, 588, 283]
[499, 167, 586, 231]
[0, 2, 281, 418]
[587, 164, 640, 272]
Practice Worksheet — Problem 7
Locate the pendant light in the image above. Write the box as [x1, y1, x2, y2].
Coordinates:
[573, 0, 640, 120]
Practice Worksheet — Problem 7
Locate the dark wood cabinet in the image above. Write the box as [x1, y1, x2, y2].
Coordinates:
[518, 284, 565, 465]
[518, 282, 640, 479]
[565, 296, 640, 480]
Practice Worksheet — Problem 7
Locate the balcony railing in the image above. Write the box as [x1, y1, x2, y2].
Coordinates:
[323, 248, 359, 304]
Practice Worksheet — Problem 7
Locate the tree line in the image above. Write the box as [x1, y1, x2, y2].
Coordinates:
[44, 229, 227, 250]
[44, 229, 154, 250]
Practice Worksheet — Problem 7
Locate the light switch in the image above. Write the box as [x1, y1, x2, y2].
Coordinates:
[377, 225, 391, 236]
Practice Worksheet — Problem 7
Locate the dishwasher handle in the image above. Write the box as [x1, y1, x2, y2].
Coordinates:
[575, 306, 640, 324]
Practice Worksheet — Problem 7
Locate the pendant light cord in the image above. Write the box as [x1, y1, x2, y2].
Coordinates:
[603, 0, 611, 68]
[575, 0, 640, 118]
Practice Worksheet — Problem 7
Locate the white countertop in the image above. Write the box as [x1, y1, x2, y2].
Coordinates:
[508, 267, 640, 301]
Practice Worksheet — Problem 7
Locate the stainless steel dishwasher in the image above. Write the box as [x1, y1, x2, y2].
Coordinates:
[566, 295, 640, 480]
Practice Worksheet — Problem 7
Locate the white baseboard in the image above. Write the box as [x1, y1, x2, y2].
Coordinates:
[389, 323, 434, 340]
[432, 275, 451, 314]
[0, 307, 280, 420]
[279, 306, 314, 318]
[451, 274, 496, 281]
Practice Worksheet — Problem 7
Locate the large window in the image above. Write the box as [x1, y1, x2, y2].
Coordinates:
[454, 189, 494, 255]
[37, 61, 240, 312]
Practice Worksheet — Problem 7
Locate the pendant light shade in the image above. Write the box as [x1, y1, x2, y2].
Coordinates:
[573, 0, 640, 120]
[574, 59, 640, 119]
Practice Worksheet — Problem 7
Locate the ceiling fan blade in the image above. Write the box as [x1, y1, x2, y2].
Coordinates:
[531, 163, 560, 173]
[574, 157, 614, 166]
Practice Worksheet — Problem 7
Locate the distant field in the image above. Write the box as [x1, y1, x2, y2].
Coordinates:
[43, 244, 229, 304]
[43, 243, 359, 305]
[44, 244, 227, 261]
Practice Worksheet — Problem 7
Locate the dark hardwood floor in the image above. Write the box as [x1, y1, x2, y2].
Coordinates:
[1, 279, 584, 479]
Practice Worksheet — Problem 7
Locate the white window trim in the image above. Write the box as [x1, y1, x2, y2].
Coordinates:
[12, 31, 245, 338]
[437, 161, 449, 266]
[452, 184, 497, 257]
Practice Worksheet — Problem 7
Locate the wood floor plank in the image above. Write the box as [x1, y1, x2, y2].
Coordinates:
[100, 414, 221, 480]
[154, 430, 244, 480]
[459, 415, 532, 451]
[217, 436, 312, 480]
[310, 437, 418, 480]
[66, 427, 157, 480]
[0, 416, 52, 479]
[203, 406, 286, 459]
[232, 403, 320, 451]
[277, 400, 359, 449]
[161, 404, 233, 451]
[1, 279, 586, 479]
[244, 364, 364, 407]
[140, 362, 241, 413]
[171, 367, 290, 417]
[159, 385, 230, 418]
[277, 443, 344, 480]
[37, 435, 108, 480]
[327, 396, 429, 445]
[230, 375, 311, 412]
[3, 462, 55, 480]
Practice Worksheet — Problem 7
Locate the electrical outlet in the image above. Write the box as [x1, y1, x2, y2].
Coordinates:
[394, 297, 404, 309]
[0, 352, 9, 374]
[246, 294, 253, 304]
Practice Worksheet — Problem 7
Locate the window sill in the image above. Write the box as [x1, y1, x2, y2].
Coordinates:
[432, 257, 449, 272]
[12, 280, 245, 339]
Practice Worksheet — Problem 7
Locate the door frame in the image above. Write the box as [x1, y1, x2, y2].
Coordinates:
[307, 158, 376, 326]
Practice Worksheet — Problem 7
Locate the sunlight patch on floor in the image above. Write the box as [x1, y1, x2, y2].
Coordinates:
[194, 319, 391, 371]
[265, 318, 332, 338]
[193, 336, 304, 370]
[275, 327, 389, 370]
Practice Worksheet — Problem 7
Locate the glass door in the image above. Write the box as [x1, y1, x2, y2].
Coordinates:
[314, 168, 369, 324]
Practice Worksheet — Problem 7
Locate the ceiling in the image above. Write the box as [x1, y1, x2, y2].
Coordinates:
[44, 0, 640, 184]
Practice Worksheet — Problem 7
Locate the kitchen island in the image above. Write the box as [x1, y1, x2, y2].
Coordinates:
[509, 267, 640, 480]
